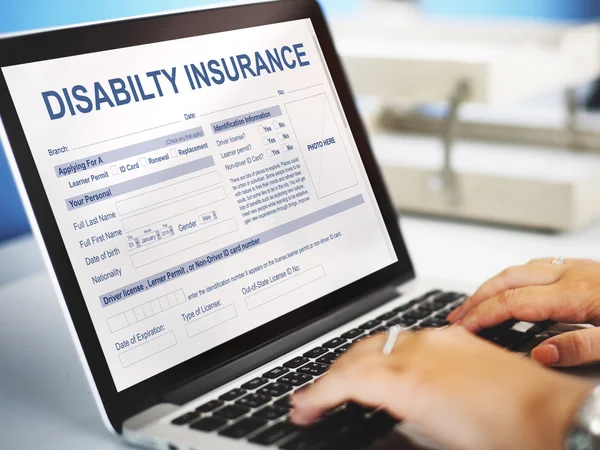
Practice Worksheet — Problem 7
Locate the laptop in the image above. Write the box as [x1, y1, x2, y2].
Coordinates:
[0, 1, 558, 449]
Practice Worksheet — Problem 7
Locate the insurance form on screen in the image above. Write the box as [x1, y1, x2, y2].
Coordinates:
[2, 19, 397, 391]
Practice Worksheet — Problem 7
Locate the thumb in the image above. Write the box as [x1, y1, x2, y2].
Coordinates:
[531, 327, 600, 367]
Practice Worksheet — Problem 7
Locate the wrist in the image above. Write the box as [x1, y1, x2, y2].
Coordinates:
[532, 376, 592, 450]
[564, 384, 600, 450]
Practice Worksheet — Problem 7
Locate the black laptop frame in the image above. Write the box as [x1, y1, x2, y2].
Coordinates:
[0, 0, 414, 431]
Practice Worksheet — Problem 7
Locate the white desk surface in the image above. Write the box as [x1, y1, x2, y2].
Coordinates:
[2, 214, 600, 449]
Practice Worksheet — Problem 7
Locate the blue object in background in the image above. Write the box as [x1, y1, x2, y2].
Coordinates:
[0, 0, 354, 242]
[0, 150, 30, 241]
[420, 0, 600, 21]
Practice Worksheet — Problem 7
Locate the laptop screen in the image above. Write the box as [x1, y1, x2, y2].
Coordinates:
[2, 18, 397, 391]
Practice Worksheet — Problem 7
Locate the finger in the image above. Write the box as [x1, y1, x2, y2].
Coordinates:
[457, 285, 560, 333]
[527, 258, 598, 266]
[531, 327, 600, 367]
[290, 333, 412, 425]
[448, 265, 564, 323]
[290, 354, 394, 425]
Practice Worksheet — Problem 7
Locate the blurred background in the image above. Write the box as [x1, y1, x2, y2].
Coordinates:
[3, 0, 600, 243]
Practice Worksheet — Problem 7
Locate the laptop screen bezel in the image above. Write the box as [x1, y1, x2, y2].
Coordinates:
[0, 0, 414, 431]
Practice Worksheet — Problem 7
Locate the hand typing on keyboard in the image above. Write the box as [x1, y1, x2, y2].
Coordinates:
[449, 258, 600, 367]
[290, 327, 591, 450]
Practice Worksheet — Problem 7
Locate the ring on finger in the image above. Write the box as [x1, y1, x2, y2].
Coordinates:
[382, 325, 403, 355]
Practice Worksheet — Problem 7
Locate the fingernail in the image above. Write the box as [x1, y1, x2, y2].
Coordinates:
[532, 344, 559, 365]
[450, 319, 461, 327]
[451, 309, 466, 322]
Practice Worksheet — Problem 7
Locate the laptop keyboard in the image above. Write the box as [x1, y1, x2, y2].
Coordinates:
[170, 289, 551, 449]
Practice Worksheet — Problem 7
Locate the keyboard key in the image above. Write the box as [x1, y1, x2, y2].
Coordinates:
[219, 417, 268, 439]
[254, 404, 290, 420]
[375, 311, 397, 321]
[494, 330, 529, 350]
[250, 421, 300, 446]
[339, 409, 398, 448]
[393, 302, 416, 313]
[337, 344, 351, 353]
[279, 429, 324, 449]
[365, 409, 399, 433]
[402, 317, 418, 326]
[171, 411, 199, 425]
[196, 399, 224, 413]
[304, 407, 395, 450]
[359, 320, 381, 330]
[297, 362, 329, 376]
[316, 352, 341, 365]
[526, 321, 553, 336]
[417, 303, 438, 313]
[279, 372, 313, 387]
[322, 337, 346, 349]
[241, 377, 269, 390]
[336, 408, 398, 449]
[418, 290, 443, 301]
[478, 321, 517, 340]
[386, 317, 415, 327]
[258, 382, 293, 397]
[213, 404, 250, 420]
[436, 292, 465, 305]
[303, 347, 328, 359]
[236, 393, 272, 408]
[324, 404, 370, 429]
[452, 298, 468, 308]
[511, 321, 536, 333]
[190, 416, 228, 432]
[263, 367, 290, 379]
[404, 309, 431, 320]
[280, 419, 333, 450]
[421, 318, 449, 328]
[432, 298, 451, 309]
[345, 401, 376, 415]
[275, 395, 292, 408]
[219, 388, 247, 401]
[284, 357, 310, 369]
[369, 326, 388, 335]
[340, 328, 363, 339]
[434, 310, 451, 320]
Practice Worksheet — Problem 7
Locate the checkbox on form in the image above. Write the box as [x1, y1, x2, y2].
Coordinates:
[111, 165, 119, 175]
[258, 125, 265, 134]
[140, 157, 148, 167]
[170, 148, 178, 158]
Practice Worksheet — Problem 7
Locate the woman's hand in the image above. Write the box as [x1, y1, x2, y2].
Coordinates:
[448, 258, 600, 367]
[290, 328, 590, 450]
